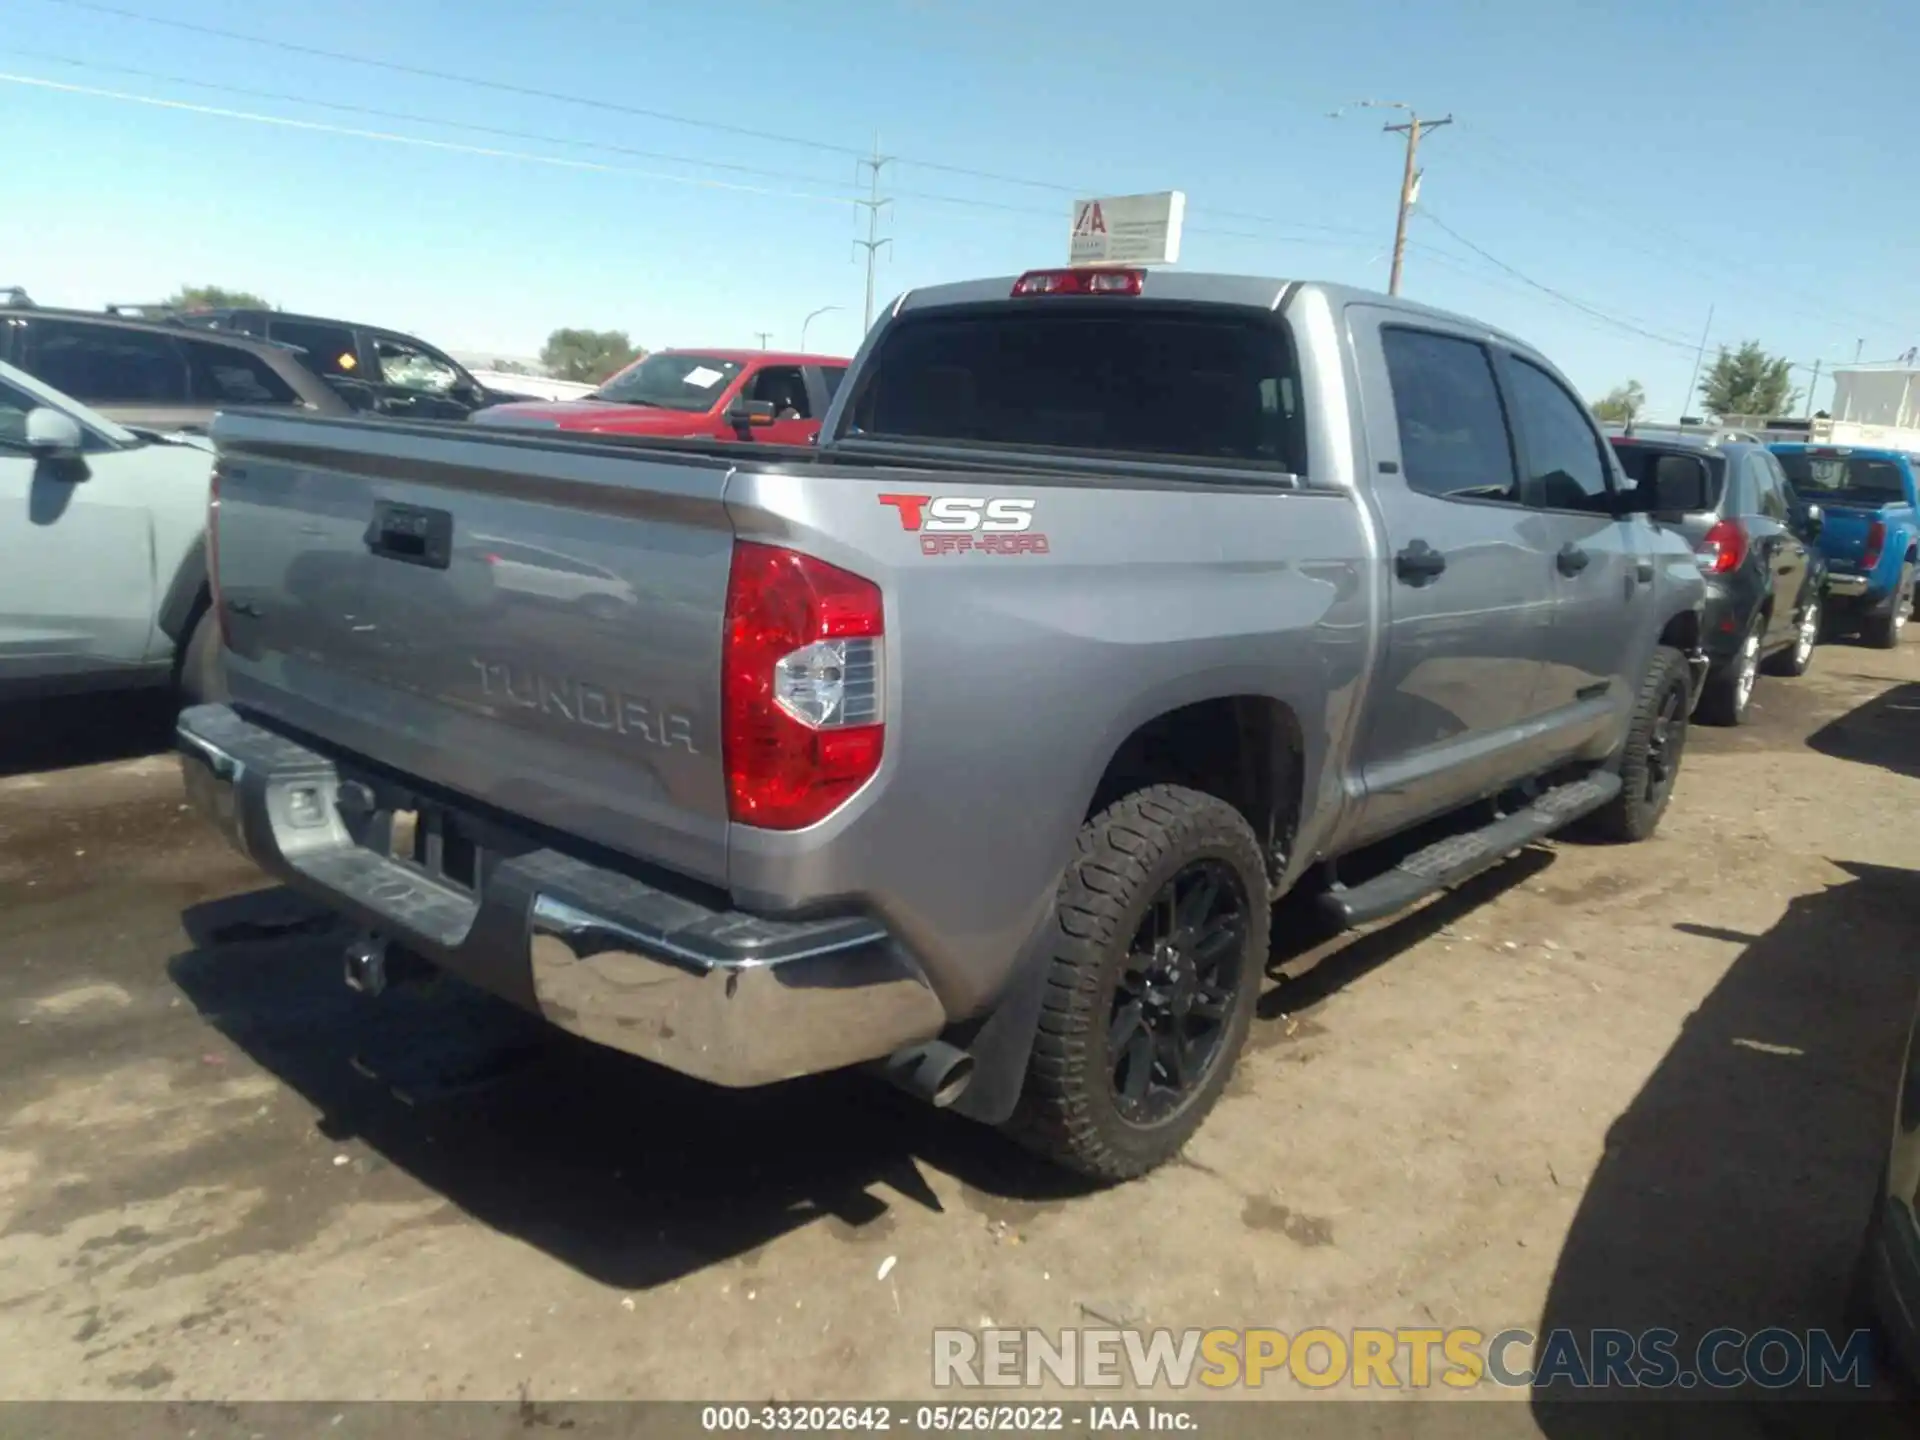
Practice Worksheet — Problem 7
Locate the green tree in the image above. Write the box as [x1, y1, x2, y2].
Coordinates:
[1699, 341, 1798, 419]
[166, 285, 273, 311]
[540, 328, 643, 384]
[1591, 380, 1647, 424]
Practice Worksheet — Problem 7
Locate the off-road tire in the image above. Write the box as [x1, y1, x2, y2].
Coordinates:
[1695, 615, 1761, 727]
[1863, 563, 1914, 650]
[1003, 785, 1269, 1183]
[1584, 645, 1692, 844]
[177, 603, 227, 706]
[1765, 593, 1820, 678]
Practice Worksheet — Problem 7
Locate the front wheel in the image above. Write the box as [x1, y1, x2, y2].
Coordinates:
[1863, 563, 1914, 650]
[1584, 645, 1692, 844]
[1004, 785, 1269, 1182]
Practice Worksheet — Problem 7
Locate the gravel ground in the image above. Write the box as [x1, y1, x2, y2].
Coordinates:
[1, 644, 1917, 1430]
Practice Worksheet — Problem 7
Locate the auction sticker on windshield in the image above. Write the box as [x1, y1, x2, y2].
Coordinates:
[682, 366, 726, 388]
[878, 493, 1051, 555]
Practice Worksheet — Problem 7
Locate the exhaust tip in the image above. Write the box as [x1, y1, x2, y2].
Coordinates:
[928, 1053, 974, 1109]
[876, 1040, 974, 1109]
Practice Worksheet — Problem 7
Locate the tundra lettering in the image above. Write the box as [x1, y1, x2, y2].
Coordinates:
[470, 659, 697, 752]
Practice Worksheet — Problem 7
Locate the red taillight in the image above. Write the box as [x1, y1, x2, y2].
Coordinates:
[722, 542, 885, 831]
[483, 552, 503, 565]
[1696, 518, 1748, 575]
[206, 463, 227, 646]
[1011, 268, 1144, 298]
[1864, 520, 1887, 572]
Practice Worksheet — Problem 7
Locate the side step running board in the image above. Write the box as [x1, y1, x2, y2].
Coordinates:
[1318, 771, 1622, 930]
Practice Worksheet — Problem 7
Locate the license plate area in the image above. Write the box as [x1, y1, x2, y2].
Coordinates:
[387, 804, 483, 894]
[337, 781, 488, 899]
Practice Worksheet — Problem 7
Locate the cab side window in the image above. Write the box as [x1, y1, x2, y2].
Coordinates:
[1504, 357, 1613, 513]
[375, 335, 462, 395]
[1379, 328, 1520, 503]
[748, 365, 810, 419]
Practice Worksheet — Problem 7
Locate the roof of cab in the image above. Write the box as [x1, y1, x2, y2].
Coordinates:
[887, 271, 1539, 355]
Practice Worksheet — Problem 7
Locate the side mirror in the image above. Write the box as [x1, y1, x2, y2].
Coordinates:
[1626, 453, 1711, 515]
[26, 407, 85, 459]
[726, 398, 777, 435]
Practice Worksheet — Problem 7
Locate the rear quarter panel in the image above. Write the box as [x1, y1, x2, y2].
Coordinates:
[723, 464, 1373, 1019]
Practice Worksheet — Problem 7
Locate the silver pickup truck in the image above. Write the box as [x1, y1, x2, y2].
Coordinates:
[178, 268, 1710, 1180]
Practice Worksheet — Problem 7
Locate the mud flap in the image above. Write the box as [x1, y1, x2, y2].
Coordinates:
[945, 900, 1060, 1127]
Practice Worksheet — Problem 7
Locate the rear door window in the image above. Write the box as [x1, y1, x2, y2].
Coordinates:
[1380, 328, 1519, 502]
[21, 320, 188, 404]
[845, 306, 1305, 471]
[183, 339, 299, 406]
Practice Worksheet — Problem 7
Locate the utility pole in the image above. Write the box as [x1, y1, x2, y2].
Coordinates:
[1804, 359, 1821, 420]
[1855, 338, 1865, 365]
[1683, 303, 1715, 419]
[753, 331, 772, 350]
[853, 135, 893, 336]
[1379, 108, 1450, 296]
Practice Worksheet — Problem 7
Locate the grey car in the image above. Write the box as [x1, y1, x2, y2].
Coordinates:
[0, 294, 351, 434]
[0, 359, 225, 702]
[1610, 435, 1828, 725]
[176, 268, 1709, 1180]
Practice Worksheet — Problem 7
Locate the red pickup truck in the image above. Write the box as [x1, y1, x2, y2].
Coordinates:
[472, 348, 850, 444]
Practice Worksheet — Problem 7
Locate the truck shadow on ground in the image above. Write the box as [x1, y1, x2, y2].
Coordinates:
[163, 854, 1560, 1293]
[0, 691, 176, 778]
[1531, 858, 1920, 1429]
[166, 888, 1099, 1291]
[1806, 681, 1920, 782]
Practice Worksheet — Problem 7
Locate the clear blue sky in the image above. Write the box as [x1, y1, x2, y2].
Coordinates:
[2, 0, 1915, 419]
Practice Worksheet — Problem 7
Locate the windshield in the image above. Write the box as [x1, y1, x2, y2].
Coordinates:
[593, 353, 743, 411]
[1774, 452, 1910, 503]
[843, 306, 1306, 470]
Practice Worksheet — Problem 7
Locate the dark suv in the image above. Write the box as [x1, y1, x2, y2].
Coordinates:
[0, 296, 350, 433]
[176, 308, 533, 420]
[1611, 435, 1828, 725]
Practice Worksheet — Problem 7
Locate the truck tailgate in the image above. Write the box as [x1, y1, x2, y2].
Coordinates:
[210, 413, 736, 885]
[1818, 503, 1893, 569]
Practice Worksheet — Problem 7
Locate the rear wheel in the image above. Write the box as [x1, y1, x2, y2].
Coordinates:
[1004, 785, 1268, 1182]
[1766, 594, 1820, 677]
[1863, 563, 1914, 650]
[1585, 645, 1691, 844]
[177, 603, 227, 706]
[1695, 617, 1761, 726]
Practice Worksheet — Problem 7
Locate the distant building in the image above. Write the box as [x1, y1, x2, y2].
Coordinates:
[1831, 365, 1920, 430]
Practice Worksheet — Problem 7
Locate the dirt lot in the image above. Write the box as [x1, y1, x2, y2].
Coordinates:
[2, 643, 1919, 1426]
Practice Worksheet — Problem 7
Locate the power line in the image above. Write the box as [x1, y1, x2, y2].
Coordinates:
[0, 48, 867, 192]
[0, 58, 1378, 254]
[1440, 135, 1901, 342]
[27, 0, 1375, 241]
[1417, 209, 1702, 351]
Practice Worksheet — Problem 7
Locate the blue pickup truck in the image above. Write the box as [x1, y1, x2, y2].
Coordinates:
[1770, 444, 1920, 648]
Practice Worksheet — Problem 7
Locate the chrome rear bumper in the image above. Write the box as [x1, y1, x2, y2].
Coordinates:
[177, 704, 947, 1087]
